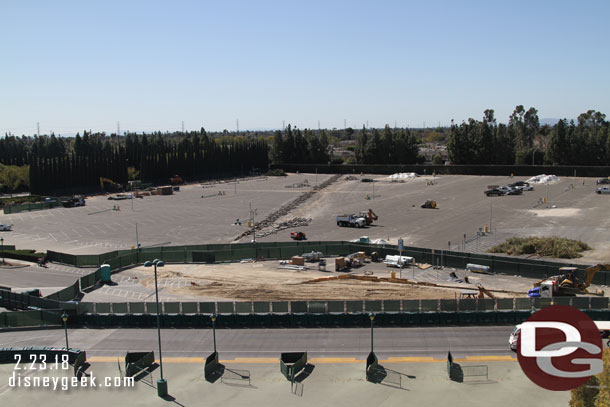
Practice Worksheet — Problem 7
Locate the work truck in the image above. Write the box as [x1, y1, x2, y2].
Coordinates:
[336, 214, 366, 228]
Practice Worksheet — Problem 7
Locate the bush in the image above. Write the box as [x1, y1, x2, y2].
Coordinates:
[0, 164, 30, 192]
[0, 195, 41, 208]
[488, 236, 591, 259]
[432, 154, 444, 165]
[265, 169, 287, 176]
[344, 157, 356, 164]
[330, 157, 344, 165]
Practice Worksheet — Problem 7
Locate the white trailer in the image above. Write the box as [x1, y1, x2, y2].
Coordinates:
[383, 255, 414, 268]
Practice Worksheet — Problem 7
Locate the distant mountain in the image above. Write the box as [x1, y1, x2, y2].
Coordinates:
[539, 118, 561, 126]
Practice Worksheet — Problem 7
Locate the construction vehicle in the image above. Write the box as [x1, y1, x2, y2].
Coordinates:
[358, 209, 378, 225]
[99, 177, 123, 192]
[528, 264, 609, 297]
[60, 196, 86, 208]
[170, 175, 184, 185]
[290, 231, 307, 240]
[336, 214, 366, 228]
[421, 200, 437, 209]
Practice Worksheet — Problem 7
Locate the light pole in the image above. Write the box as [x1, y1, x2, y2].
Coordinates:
[211, 314, 217, 354]
[61, 313, 69, 349]
[144, 259, 167, 397]
[369, 313, 375, 353]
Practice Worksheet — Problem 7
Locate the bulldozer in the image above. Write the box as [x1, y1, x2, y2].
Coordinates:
[358, 209, 378, 225]
[421, 200, 437, 209]
[529, 264, 609, 297]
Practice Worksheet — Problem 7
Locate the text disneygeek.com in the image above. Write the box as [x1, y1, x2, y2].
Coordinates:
[8, 372, 135, 391]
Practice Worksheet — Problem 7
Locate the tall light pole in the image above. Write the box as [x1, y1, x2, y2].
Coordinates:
[211, 314, 217, 354]
[144, 259, 167, 397]
[369, 313, 375, 353]
[61, 313, 69, 349]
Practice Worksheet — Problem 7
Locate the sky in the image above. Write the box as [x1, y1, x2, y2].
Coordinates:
[1, 0, 609, 135]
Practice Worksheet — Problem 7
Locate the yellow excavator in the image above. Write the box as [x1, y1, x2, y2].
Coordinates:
[530, 264, 609, 297]
[99, 177, 123, 192]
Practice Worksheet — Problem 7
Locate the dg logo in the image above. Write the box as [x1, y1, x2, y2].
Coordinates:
[517, 305, 603, 391]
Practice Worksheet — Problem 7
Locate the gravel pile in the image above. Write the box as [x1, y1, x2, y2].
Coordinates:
[234, 174, 341, 241]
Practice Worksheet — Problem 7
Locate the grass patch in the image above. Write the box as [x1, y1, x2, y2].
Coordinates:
[488, 236, 591, 259]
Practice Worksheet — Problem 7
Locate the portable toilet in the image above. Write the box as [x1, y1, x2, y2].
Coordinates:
[100, 264, 112, 283]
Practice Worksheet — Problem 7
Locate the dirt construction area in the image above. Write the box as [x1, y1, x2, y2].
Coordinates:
[78, 258, 607, 302]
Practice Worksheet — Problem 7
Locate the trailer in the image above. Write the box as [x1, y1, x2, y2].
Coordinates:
[383, 255, 414, 268]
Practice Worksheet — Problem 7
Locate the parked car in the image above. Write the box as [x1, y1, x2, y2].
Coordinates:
[509, 324, 522, 352]
[596, 186, 610, 194]
[509, 181, 534, 191]
[0, 224, 12, 231]
[596, 178, 610, 185]
[485, 188, 505, 196]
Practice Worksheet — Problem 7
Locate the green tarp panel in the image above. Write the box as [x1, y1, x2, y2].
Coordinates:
[440, 299, 458, 312]
[572, 297, 590, 310]
[272, 302, 289, 313]
[145, 302, 158, 314]
[459, 299, 476, 311]
[327, 301, 344, 313]
[112, 303, 128, 314]
[290, 301, 307, 313]
[496, 298, 514, 311]
[346, 301, 363, 313]
[591, 297, 609, 310]
[552, 297, 572, 307]
[478, 298, 496, 311]
[401, 312, 421, 325]
[476, 312, 498, 325]
[192, 252, 216, 263]
[96, 303, 111, 314]
[164, 302, 180, 314]
[308, 301, 326, 313]
[364, 300, 382, 312]
[421, 299, 438, 312]
[402, 300, 420, 312]
[515, 298, 533, 310]
[161, 251, 187, 263]
[253, 301, 270, 313]
[235, 302, 252, 314]
[77, 302, 95, 314]
[217, 302, 234, 314]
[199, 302, 216, 314]
[383, 300, 400, 312]
[129, 302, 145, 314]
[181, 302, 198, 314]
[533, 298, 553, 309]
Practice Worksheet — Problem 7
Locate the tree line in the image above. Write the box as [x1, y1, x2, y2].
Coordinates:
[447, 107, 610, 166]
[0, 129, 269, 194]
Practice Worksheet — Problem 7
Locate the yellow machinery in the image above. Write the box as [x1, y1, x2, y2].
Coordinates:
[99, 177, 123, 192]
[533, 264, 609, 296]
[359, 209, 378, 225]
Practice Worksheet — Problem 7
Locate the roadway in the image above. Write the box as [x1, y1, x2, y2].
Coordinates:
[0, 325, 515, 360]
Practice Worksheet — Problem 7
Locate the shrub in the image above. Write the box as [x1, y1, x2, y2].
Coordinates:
[488, 236, 591, 259]
[265, 169, 287, 176]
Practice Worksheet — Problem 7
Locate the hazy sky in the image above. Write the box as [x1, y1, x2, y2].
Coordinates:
[2, 0, 609, 135]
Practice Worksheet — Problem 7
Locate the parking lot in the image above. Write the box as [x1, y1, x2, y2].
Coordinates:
[0, 173, 609, 266]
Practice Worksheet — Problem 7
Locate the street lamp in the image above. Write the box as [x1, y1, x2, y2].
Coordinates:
[369, 313, 375, 353]
[211, 314, 217, 354]
[144, 258, 167, 397]
[61, 313, 69, 349]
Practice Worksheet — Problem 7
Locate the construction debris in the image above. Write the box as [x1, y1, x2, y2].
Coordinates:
[234, 174, 342, 241]
[387, 172, 419, 180]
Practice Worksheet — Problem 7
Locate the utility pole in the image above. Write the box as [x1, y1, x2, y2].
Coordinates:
[344, 119, 346, 129]
[182, 120, 185, 133]
[249, 203, 257, 244]
[318, 120, 320, 130]
[117, 121, 120, 136]
[236, 119, 239, 133]
[37, 122, 40, 136]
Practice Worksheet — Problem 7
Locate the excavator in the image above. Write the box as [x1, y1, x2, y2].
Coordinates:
[358, 209, 378, 226]
[529, 264, 609, 297]
[99, 177, 123, 192]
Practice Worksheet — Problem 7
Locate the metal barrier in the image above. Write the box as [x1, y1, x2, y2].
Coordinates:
[124, 351, 155, 378]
